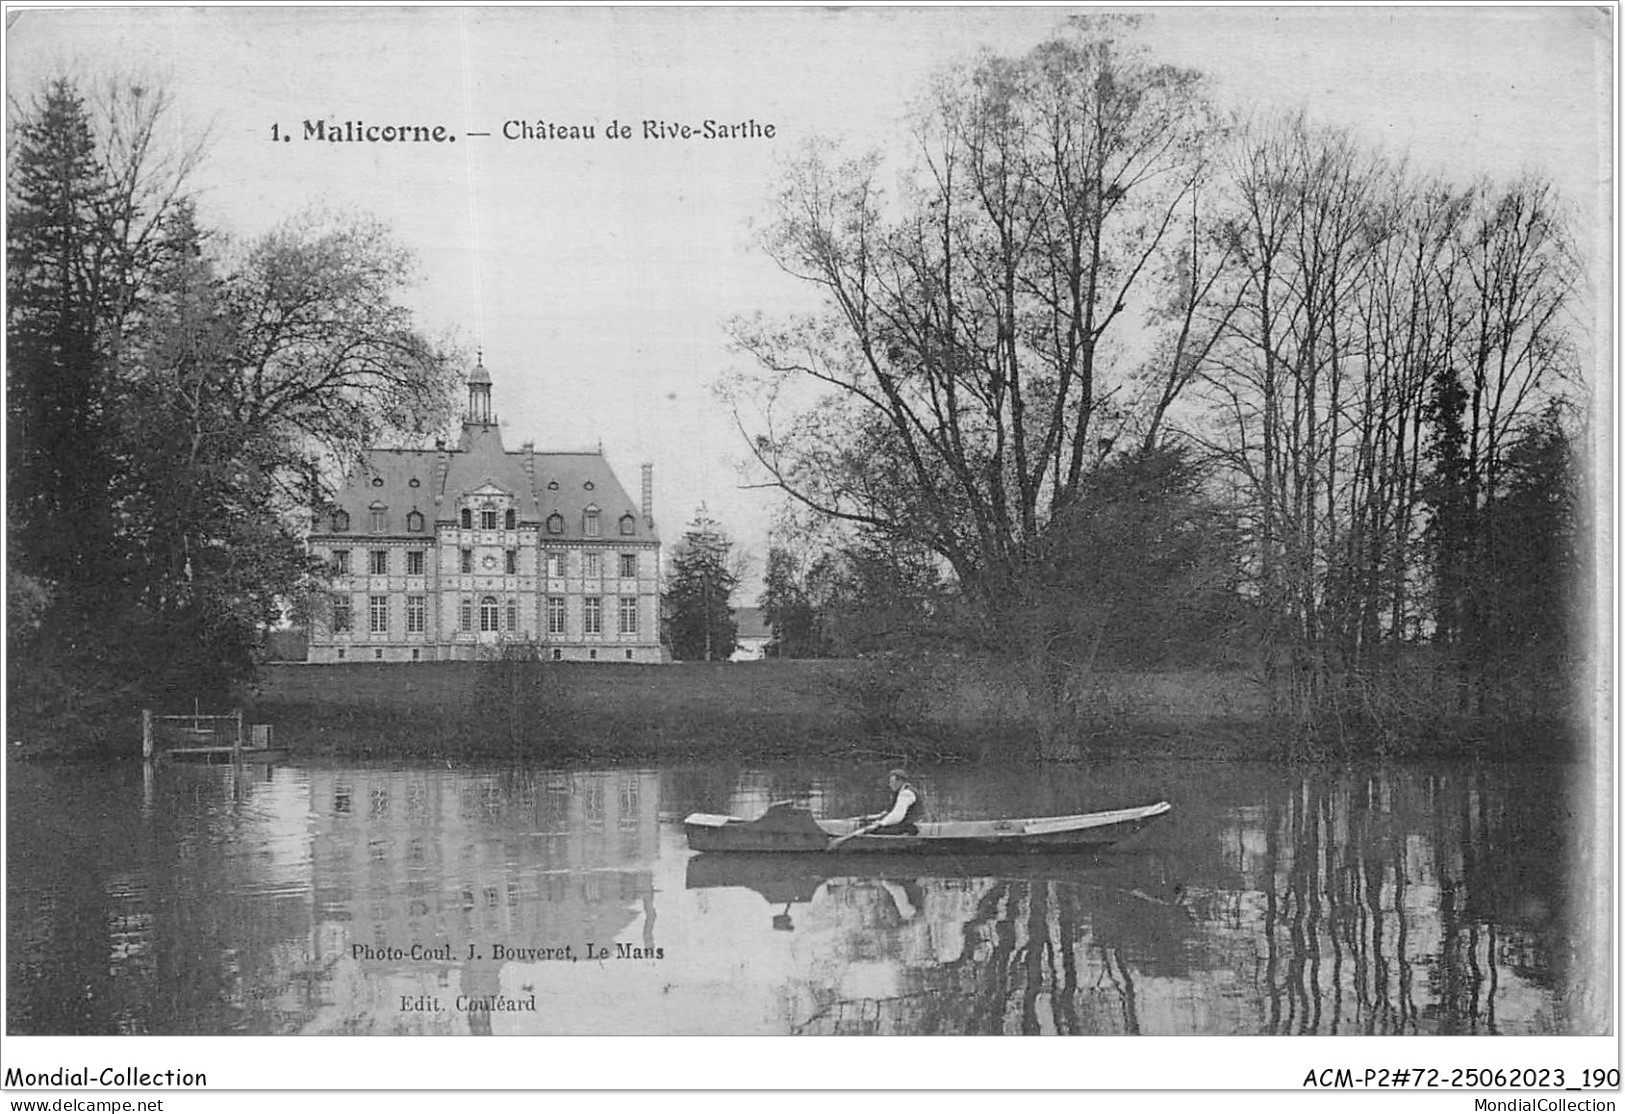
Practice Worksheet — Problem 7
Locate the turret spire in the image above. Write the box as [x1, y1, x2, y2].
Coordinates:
[467, 353, 493, 425]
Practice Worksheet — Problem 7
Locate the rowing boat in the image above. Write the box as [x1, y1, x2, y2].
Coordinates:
[682, 800, 1171, 854]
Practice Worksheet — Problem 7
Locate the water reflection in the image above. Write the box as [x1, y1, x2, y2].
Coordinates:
[5, 754, 1601, 1035]
[686, 854, 1189, 1034]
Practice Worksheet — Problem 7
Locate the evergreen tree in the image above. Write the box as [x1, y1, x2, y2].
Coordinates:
[7, 78, 116, 585]
[666, 508, 739, 661]
[6, 76, 455, 745]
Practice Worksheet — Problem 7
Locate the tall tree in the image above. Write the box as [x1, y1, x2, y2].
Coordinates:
[8, 78, 116, 585]
[6, 76, 458, 741]
[666, 508, 740, 661]
[758, 545, 819, 658]
[726, 21, 1224, 752]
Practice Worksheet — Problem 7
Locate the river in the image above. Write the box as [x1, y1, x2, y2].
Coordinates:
[5, 752, 1606, 1035]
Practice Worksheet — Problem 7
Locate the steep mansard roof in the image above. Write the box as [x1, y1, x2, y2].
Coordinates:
[321, 421, 657, 543]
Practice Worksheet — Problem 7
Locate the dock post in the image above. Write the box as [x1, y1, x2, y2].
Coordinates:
[142, 709, 153, 761]
[234, 708, 244, 760]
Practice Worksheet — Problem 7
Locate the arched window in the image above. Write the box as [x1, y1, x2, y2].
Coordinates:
[406, 510, 424, 533]
[619, 513, 636, 536]
[505, 509, 517, 530]
[479, 596, 500, 633]
[460, 508, 472, 530]
[331, 510, 351, 533]
[583, 504, 600, 538]
[546, 513, 564, 535]
[369, 502, 387, 533]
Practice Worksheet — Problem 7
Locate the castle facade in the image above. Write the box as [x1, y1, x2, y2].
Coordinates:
[306, 363, 662, 663]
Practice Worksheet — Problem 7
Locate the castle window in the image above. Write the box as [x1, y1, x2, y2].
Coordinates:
[583, 596, 602, 635]
[552, 648, 562, 661]
[505, 509, 517, 530]
[406, 550, 425, 576]
[406, 595, 426, 634]
[333, 549, 351, 575]
[406, 510, 424, 533]
[369, 595, 389, 634]
[370, 550, 388, 575]
[479, 596, 500, 633]
[461, 548, 473, 573]
[620, 514, 636, 536]
[481, 508, 498, 531]
[506, 599, 518, 632]
[625, 649, 634, 661]
[505, 549, 517, 574]
[583, 506, 600, 537]
[369, 502, 387, 533]
[546, 551, 564, 577]
[589, 648, 598, 661]
[619, 596, 638, 635]
[408, 477, 421, 488]
[546, 513, 564, 535]
[460, 508, 473, 529]
[332, 510, 351, 533]
[583, 552, 601, 579]
[332, 596, 352, 633]
[460, 597, 473, 631]
[619, 553, 637, 579]
[547, 597, 565, 634]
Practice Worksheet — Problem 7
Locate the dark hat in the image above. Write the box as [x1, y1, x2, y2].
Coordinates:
[888, 768, 909, 780]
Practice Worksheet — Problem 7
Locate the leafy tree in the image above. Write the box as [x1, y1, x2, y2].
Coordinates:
[805, 534, 955, 658]
[759, 545, 819, 658]
[666, 508, 739, 661]
[224, 208, 462, 500]
[6, 76, 457, 742]
[1036, 447, 1243, 669]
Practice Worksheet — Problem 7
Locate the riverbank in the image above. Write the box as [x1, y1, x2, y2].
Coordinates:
[12, 657, 1581, 763]
[241, 658, 1575, 764]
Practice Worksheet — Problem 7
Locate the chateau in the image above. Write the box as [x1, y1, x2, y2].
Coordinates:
[306, 362, 662, 663]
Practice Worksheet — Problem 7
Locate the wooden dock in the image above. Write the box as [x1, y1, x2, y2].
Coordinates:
[143, 709, 280, 762]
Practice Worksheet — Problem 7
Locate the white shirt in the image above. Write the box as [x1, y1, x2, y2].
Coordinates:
[875, 785, 917, 827]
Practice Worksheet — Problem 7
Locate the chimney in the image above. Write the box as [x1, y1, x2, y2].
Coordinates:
[641, 462, 654, 527]
[520, 441, 536, 503]
[432, 441, 450, 509]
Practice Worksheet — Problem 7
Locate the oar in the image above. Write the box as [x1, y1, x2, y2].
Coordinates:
[827, 820, 880, 852]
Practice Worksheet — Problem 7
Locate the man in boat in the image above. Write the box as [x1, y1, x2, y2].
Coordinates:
[860, 769, 924, 836]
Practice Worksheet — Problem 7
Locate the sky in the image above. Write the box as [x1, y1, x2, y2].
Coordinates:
[6, 5, 1611, 594]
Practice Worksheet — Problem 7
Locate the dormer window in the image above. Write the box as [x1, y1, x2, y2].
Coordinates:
[583, 505, 600, 538]
[481, 507, 498, 531]
[369, 502, 387, 533]
[406, 510, 425, 533]
[547, 513, 564, 535]
[619, 513, 636, 536]
[331, 510, 351, 533]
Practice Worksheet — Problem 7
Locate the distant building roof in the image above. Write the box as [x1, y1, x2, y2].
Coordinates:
[318, 415, 656, 543]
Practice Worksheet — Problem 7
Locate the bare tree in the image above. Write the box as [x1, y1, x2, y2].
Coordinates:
[726, 22, 1225, 753]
